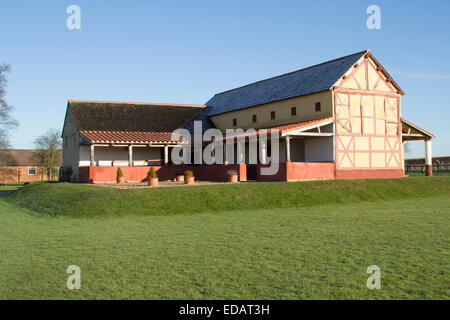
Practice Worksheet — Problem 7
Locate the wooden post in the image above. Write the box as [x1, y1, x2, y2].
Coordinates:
[164, 145, 169, 165]
[90, 145, 95, 166]
[128, 145, 133, 167]
[285, 136, 291, 162]
[425, 139, 432, 176]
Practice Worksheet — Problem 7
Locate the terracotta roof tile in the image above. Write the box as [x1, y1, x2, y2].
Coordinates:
[0, 149, 42, 166]
[80, 131, 186, 144]
[218, 117, 334, 140]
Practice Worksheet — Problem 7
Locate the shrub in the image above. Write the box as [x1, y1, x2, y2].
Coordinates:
[184, 170, 194, 177]
[117, 167, 124, 179]
[227, 170, 238, 176]
[148, 167, 157, 179]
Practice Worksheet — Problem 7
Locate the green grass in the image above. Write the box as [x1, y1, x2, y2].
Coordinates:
[5, 176, 450, 218]
[0, 177, 449, 299]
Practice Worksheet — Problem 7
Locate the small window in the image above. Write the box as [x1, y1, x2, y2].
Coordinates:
[291, 107, 296, 116]
[28, 167, 37, 175]
[252, 114, 257, 123]
[315, 102, 321, 112]
[233, 118, 237, 126]
[270, 111, 276, 120]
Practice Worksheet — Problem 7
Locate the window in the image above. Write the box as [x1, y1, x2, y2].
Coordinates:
[233, 118, 237, 126]
[291, 107, 296, 116]
[252, 114, 257, 123]
[270, 111, 276, 120]
[28, 167, 37, 175]
[315, 102, 321, 112]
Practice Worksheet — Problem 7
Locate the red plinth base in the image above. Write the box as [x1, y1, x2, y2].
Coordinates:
[426, 165, 433, 176]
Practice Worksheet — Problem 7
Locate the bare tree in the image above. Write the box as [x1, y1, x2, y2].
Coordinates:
[404, 142, 412, 155]
[34, 129, 62, 181]
[0, 64, 18, 147]
[0, 148, 15, 183]
[0, 64, 18, 183]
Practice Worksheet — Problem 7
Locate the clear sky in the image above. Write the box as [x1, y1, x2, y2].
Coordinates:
[1, 0, 449, 157]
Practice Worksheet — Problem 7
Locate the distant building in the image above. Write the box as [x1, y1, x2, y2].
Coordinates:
[0, 149, 53, 182]
[62, 50, 435, 183]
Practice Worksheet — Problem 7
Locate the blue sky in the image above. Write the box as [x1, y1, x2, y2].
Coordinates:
[1, 0, 449, 157]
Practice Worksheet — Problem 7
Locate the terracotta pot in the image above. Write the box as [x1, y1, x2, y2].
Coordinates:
[149, 177, 159, 187]
[117, 176, 125, 184]
[185, 176, 195, 185]
[228, 174, 238, 183]
[176, 175, 184, 182]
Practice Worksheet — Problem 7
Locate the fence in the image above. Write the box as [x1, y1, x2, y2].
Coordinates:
[405, 164, 450, 173]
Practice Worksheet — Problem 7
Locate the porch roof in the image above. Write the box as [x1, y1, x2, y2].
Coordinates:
[218, 117, 334, 140]
[79, 130, 186, 145]
[401, 118, 435, 140]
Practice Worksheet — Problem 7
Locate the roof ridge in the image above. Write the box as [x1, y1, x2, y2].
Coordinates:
[212, 50, 368, 96]
[68, 100, 206, 108]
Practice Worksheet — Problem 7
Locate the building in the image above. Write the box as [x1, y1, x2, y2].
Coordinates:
[62, 50, 435, 183]
[0, 149, 53, 182]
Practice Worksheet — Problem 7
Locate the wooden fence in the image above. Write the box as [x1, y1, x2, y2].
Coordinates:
[405, 164, 450, 173]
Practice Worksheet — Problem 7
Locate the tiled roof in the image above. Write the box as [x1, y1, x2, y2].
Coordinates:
[68, 101, 205, 132]
[0, 149, 44, 166]
[270, 117, 334, 134]
[80, 131, 186, 144]
[206, 50, 367, 116]
[218, 117, 334, 140]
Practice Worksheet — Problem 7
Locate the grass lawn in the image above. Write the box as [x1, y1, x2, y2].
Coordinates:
[0, 177, 449, 299]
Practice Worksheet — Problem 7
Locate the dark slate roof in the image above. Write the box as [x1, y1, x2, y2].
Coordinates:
[67, 101, 205, 132]
[206, 50, 367, 116]
[183, 106, 216, 133]
[0, 149, 41, 166]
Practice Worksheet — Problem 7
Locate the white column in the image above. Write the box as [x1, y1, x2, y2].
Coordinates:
[164, 145, 169, 164]
[90, 145, 95, 166]
[425, 139, 432, 176]
[237, 139, 244, 164]
[425, 140, 432, 165]
[285, 136, 291, 162]
[128, 145, 133, 166]
[260, 143, 267, 164]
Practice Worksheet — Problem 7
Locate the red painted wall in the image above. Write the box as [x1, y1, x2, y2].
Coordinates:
[80, 163, 247, 183]
[286, 162, 335, 180]
[79, 163, 405, 183]
[257, 162, 335, 181]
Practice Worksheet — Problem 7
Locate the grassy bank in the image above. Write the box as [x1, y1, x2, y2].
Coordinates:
[5, 176, 450, 217]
